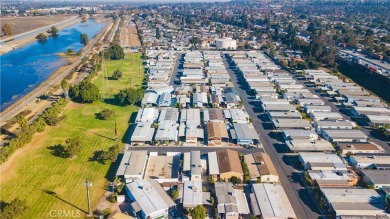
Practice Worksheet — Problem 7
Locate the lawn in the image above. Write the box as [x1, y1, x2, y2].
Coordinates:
[94, 53, 145, 99]
[0, 53, 143, 218]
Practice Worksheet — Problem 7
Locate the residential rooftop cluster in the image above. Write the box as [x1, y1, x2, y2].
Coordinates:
[116, 149, 298, 219]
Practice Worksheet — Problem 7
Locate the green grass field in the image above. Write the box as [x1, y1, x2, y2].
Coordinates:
[0, 53, 144, 218]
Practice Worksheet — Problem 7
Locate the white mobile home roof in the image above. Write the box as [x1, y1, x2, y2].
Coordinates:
[183, 152, 191, 172]
[116, 150, 148, 178]
[135, 108, 159, 123]
[182, 181, 203, 207]
[131, 123, 155, 142]
[127, 179, 175, 216]
[208, 152, 220, 175]
[251, 183, 297, 218]
[180, 108, 201, 126]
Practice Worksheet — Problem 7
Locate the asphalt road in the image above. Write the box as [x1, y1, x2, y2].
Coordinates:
[222, 55, 323, 219]
[169, 52, 185, 88]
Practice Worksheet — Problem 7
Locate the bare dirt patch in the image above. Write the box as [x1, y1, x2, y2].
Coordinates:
[0, 15, 74, 38]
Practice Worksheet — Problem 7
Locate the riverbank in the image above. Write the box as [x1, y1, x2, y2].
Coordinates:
[0, 17, 81, 55]
[0, 53, 143, 218]
[0, 19, 111, 128]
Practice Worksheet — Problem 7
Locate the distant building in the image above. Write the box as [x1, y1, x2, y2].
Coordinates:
[216, 38, 237, 50]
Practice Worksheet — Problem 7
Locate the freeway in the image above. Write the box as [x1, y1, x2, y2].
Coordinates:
[221, 55, 323, 219]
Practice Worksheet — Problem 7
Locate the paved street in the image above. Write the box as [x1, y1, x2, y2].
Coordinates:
[222, 55, 323, 219]
[169, 52, 185, 88]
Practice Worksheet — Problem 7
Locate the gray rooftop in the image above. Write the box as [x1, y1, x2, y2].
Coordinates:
[126, 179, 176, 216]
[116, 150, 148, 178]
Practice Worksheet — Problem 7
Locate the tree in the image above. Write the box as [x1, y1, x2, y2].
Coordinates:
[101, 208, 111, 218]
[36, 33, 47, 41]
[112, 69, 122, 80]
[156, 27, 161, 39]
[64, 137, 82, 157]
[189, 36, 201, 49]
[104, 43, 124, 60]
[67, 48, 74, 55]
[2, 23, 13, 36]
[103, 145, 120, 162]
[115, 88, 143, 106]
[229, 176, 238, 185]
[70, 81, 101, 103]
[47, 26, 59, 36]
[171, 189, 179, 200]
[99, 109, 114, 120]
[80, 33, 89, 46]
[0, 198, 29, 219]
[190, 205, 206, 219]
[61, 79, 69, 100]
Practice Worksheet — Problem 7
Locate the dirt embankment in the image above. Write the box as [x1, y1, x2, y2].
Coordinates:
[0, 16, 81, 55]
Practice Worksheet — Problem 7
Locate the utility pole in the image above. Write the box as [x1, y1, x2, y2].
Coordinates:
[114, 111, 118, 142]
[83, 179, 92, 217]
[138, 64, 140, 78]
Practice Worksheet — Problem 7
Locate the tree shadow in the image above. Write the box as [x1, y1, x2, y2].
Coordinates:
[47, 144, 69, 158]
[89, 150, 106, 164]
[121, 124, 135, 144]
[104, 153, 123, 182]
[79, 128, 116, 141]
[94, 112, 110, 120]
[105, 76, 118, 81]
[42, 189, 87, 214]
[128, 111, 138, 123]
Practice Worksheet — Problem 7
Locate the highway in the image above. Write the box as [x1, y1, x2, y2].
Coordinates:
[221, 55, 323, 219]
